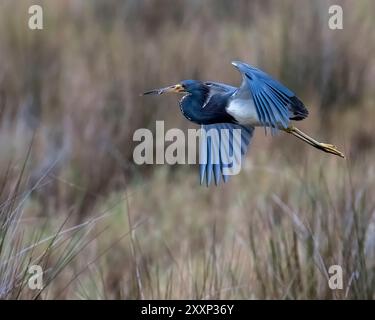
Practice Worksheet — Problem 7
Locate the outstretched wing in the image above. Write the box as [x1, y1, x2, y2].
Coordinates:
[199, 123, 254, 186]
[231, 61, 307, 134]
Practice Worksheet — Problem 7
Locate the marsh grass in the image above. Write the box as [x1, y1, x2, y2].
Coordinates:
[0, 142, 123, 299]
[0, 138, 374, 299]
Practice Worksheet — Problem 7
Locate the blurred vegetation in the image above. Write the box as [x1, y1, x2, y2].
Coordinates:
[0, 0, 374, 299]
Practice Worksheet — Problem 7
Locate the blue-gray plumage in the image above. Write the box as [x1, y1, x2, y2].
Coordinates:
[143, 61, 344, 186]
[199, 123, 254, 185]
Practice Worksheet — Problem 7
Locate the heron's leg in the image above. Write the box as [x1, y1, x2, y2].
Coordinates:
[283, 126, 345, 158]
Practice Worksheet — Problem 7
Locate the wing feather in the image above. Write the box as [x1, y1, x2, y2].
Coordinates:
[231, 61, 308, 133]
[200, 123, 254, 186]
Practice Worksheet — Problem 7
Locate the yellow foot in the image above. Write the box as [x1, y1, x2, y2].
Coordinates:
[318, 143, 345, 158]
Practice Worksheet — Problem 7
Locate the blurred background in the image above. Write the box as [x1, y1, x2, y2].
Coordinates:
[0, 0, 374, 299]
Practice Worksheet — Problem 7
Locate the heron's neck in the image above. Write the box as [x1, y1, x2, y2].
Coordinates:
[180, 91, 234, 125]
[179, 91, 207, 123]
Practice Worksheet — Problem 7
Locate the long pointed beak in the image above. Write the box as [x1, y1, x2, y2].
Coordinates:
[142, 84, 185, 95]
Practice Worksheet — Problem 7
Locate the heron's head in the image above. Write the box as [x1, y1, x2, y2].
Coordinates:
[143, 80, 207, 96]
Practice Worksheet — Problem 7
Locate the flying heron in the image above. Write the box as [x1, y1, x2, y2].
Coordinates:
[143, 61, 344, 186]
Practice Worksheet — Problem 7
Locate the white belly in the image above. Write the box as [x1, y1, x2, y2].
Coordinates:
[226, 98, 260, 126]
